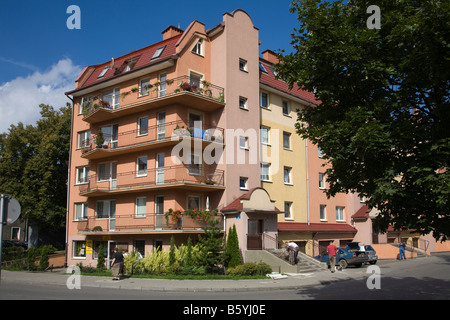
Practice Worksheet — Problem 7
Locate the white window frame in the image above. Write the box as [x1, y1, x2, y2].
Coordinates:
[336, 206, 345, 222]
[239, 96, 248, 110]
[77, 130, 91, 149]
[283, 131, 291, 150]
[74, 202, 88, 221]
[320, 205, 327, 221]
[284, 202, 293, 220]
[136, 197, 147, 218]
[282, 100, 290, 116]
[239, 58, 248, 72]
[11, 227, 20, 240]
[319, 173, 325, 189]
[187, 195, 201, 210]
[101, 87, 120, 110]
[76, 166, 90, 184]
[260, 126, 270, 145]
[284, 166, 292, 185]
[138, 117, 149, 136]
[139, 78, 150, 96]
[261, 163, 271, 182]
[152, 46, 166, 59]
[191, 38, 204, 56]
[98, 67, 109, 78]
[239, 177, 248, 190]
[260, 91, 269, 109]
[137, 156, 148, 177]
[239, 136, 249, 150]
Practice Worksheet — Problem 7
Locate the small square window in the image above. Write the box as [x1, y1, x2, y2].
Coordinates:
[239, 177, 248, 190]
[239, 136, 249, 149]
[260, 92, 269, 108]
[98, 67, 109, 78]
[239, 58, 247, 72]
[239, 96, 248, 110]
[282, 100, 290, 116]
[336, 206, 345, 221]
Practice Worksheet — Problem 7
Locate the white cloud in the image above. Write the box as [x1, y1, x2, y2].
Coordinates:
[0, 59, 82, 133]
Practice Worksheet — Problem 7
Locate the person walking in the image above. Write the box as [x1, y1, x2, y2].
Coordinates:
[327, 240, 338, 273]
[399, 242, 407, 260]
[111, 247, 124, 280]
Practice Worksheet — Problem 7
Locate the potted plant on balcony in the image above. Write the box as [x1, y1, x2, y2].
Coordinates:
[202, 80, 212, 97]
[173, 125, 192, 138]
[164, 209, 182, 228]
[131, 87, 139, 93]
[95, 129, 105, 149]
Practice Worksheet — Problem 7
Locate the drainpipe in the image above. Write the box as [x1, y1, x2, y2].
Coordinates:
[64, 93, 75, 268]
[305, 139, 310, 226]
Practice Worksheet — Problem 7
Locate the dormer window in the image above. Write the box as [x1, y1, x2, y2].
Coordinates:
[152, 46, 166, 59]
[97, 67, 109, 78]
[124, 57, 139, 72]
[191, 38, 204, 56]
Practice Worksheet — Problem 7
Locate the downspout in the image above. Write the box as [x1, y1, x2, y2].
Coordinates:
[305, 139, 310, 226]
[64, 93, 75, 268]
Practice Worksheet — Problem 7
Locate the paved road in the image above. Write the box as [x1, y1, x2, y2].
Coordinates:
[1, 253, 449, 301]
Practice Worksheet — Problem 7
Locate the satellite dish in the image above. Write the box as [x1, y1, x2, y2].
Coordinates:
[1, 195, 21, 225]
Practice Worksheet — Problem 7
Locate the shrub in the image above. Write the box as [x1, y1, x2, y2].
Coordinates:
[226, 262, 272, 276]
[224, 224, 241, 268]
[96, 243, 105, 271]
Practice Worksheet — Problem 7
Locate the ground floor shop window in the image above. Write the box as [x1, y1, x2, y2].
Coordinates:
[73, 241, 86, 258]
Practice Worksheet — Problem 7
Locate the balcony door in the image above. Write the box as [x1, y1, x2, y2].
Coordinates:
[156, 153, 165, 184]
[97, 161, 117, 190]
[157, 112, 166, 140]
[155, 195, 164, 230]
[101, 124, 118, 149]
[96, 200, 116, 231]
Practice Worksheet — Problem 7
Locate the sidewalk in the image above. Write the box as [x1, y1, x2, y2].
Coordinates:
[0, 267, 367, 292]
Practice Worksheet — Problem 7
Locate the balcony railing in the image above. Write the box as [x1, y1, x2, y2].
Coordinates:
[81, 75, 225, 123]
[79, 165, 225, 196]
[76, 213, 224, 233]
[80, 120, 224, 158]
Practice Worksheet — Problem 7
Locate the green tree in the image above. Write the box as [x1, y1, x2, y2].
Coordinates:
[0, 103, 71, 231]
[185, 237, 193, 267]
[197, 219, 225, 273]
[276, 0, 450, 240]
[97, 243, 105, 271]
[169, 235, 176, 266]
[39, 246, 49, 271]
[224, 224, 241, 268]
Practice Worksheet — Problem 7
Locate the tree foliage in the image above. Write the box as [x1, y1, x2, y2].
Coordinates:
[276, 0, 450, 240]
[224, 224, 242, 268]
[0, 103, 71, 230]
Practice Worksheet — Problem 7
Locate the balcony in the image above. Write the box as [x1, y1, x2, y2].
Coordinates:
[80, 120, 224, 160]
[76, 213, 224, 235]
[79, 165, 225, 197]
[82, 75, 225, 124]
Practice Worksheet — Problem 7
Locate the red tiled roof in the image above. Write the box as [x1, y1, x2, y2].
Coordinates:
[278, 222, 357, 233]
[77, 34, 182, 90]
[221, 188, 259, 212]
[259, 58, 318, 105]
[351, 205, 370, 220]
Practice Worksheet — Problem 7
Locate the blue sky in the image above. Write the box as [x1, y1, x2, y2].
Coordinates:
[0, 0, 299, 132]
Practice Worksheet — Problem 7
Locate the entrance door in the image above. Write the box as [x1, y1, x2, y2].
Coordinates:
[107, 240, 116, 269]
[247, 219, 263, 250]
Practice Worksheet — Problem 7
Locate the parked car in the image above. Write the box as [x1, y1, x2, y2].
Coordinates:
[314, 247, 369, 269]
[2, 240, 28, 250]
[345, 242, 378, 265]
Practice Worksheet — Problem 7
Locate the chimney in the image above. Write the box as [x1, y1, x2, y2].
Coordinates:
[262, 49, 279, 64]
[162, 25, 184, 40]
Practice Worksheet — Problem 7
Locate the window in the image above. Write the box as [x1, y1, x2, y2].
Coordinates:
[283, 132, 291, 150]
[134, 240, 145, 257]
[159, 73, 167, 97]
[282, 100, 290, 116]
[97, 162, 116, 182]
[320, 205, 326, 221]
[93, 241, 107, 259]
[152, 46, 166, 59]
[189, 72, 202, 90]
[139, 78, 150, 96]
[260, 126, 270, 145]
[284, 202, 292, 219]
[155, 196, 164, 215]
[261, 163, 271, 181]
[191, 38, 203, 56]
[239, 96, 248, 110]
[336, 206, 345, 221]
[260, 92, 269, 108]
[136, 197, 146, 218]
[138, 117, 148, 135]
[102, 88, 120, 109]
[11, 227, 20, 241]
[187, 195, 201, 210]
[124, 57, 138, 72]
[78, 130, 91, 149]
[319, 173, 325, 189]
[284, 167, 292, 185]
[96, 200, 116, 219]
[239, 58, 247, 72]
[137, 156, 148, 176]
[98, 67, 109, 78]
[80, 96, 94, 114]
[76, 166, 89, 184]
[100, 124, 118, 149]
[239, 136, 249, 150]
[73, 241, 86, 258]
[259, 62, 267, 73]
[189, 154, 201, 175]
[318, 146, 323, 158]
[75, 202, 88, 220]
[239, 177, 248, 190]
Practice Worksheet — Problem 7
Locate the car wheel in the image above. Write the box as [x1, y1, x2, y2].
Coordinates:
[338, 259, 348, 269]
[369, 260, 377, 265]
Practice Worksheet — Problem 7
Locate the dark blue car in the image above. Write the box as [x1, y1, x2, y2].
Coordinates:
[314, 247, 368, 269]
